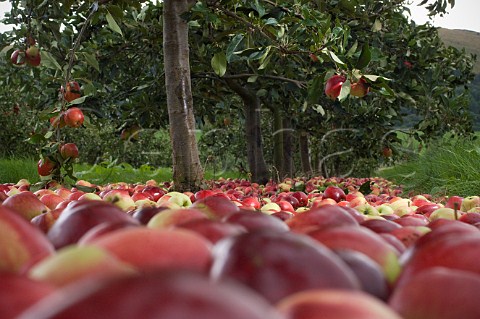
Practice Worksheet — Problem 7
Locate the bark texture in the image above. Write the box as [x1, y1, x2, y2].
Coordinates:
[163, 0, 204, 191]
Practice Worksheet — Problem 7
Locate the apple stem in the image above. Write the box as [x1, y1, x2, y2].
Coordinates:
[454, 202, 459, 220]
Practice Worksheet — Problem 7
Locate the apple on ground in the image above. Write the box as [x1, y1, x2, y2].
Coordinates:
[2, 191, 48, 220]
[0, 206, 55, 273]
[286, 205, 360, 233]
[177, 219, 247, 244]
[277, 289, 402, 319]
[389, 267, 480, 319]
[146, 208, 208, 229]
[0, 272, 56, 319]
[334, 249, 389, 300]
[82, 227, 212, 273]
[307, 225, 402, 284]
[47, 200, 139, 249]
[322, 186, 346, 202]
[39, 194, 65, 210]
[19, 269, 284, 319]
[101, 189, 135, 211]
[360, 218, 402, 234]
[461, 196, 480, 212]
[222, 210, 289, 233]
[28, 245, 136, 287]
[210, 230, 360, 304]
[157, 191, 192, 208]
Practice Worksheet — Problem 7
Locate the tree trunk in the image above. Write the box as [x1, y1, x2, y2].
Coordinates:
[225, 79, 269, 184]
[163, 0, 204, 192]
[282, 117, 294, 178]
[299, 129, 313, 177]
[272, 107, 284, 180]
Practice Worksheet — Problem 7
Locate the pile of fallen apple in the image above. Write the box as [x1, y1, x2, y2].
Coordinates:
[1, 176, 479, 319]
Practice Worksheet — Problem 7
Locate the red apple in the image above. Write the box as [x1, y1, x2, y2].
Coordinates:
[83, 227, 212, 273]
[445, 195, 463, 210]
[39, 194, 65, 211]
[10, 49, 26, 66]
[323, 186, 346, 202]
[350, 77, 369, 98]
[360, 218, 402, 234]
[0, 207, 54, 273]
[210, 230, 360, 303]
[62, 81, 81, 102]
[20, 270, 284, 319]
[2, 191, 48, 220]
[60, 143, 79, 159]
[286, 205, 359, 234]
[222, 210, 289, 233]
[191, 195, 240, 219]
[131, 206, 167, 224]
[177, 219, 247, 244]
[389, 267, 480, 319]
[63, 107, 84, 128]
[37, 157, 57, 177]
[308, 225, 402, 284]
[0, 272, 56, 319]
[334, 249, 389, 300]
[277, 289, 402, 319]
[324, 74, 346, 100]
[47, 200, 139, 249]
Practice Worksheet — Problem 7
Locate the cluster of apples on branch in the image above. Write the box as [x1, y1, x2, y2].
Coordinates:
[0, 176, 479, 319]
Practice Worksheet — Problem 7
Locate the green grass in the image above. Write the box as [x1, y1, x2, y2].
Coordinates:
[378, 136, 480, 197]
[0, 158, 247, 186]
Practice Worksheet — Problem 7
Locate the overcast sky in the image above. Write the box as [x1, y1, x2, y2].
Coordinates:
[1, 1, 479, 33]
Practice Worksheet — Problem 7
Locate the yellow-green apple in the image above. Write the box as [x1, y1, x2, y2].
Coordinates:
[286, 205, 359, 234]
[210, 230, 360, 303]
[102, 189, 135, 211]
[354, 204, 380, 216]
[0, 272, 56, 319]
[157, 191, 192, 208]
[389, 267, 480, 319]
[260, 202, 282, 213]
[28, 245, 135, 287]
[177, 219, 247, 244]
[78, 193, 102, 201]
[376, 204, 395, 215]
[461, 196, 480, 212]
[308, 225, 402, 284]
[429, 207, 462, 221]
[277, 289, 402, 319]
[82, 227, 212, 273]
[334, 250, 389, 300]
[19, 269, 284, 319]
[191, 195, 240, 219]
[146, 208, 207, 229]
[47, 200, 139, 249]
[2, 191, 48, 220]
[222, 210, 289, 233]
[0, 207, 54, 273]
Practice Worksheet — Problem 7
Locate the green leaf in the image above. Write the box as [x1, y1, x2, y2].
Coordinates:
[359, 181, 373, 195]
[82, 52, 100, 72]
[40, 51, 62, 70]
[68, 96, 87, 105]
[106, 11, 123, 36]
[247, 76, 258, 83]
[356, 43, 371, 69]
[211, 52, 227, 77]
[226, 34, 244, 62]
[372, 19, 382, 32]
[326, 50, 345, 65]
[338, 80, 351, 101]
[307, 75, 324, 105]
